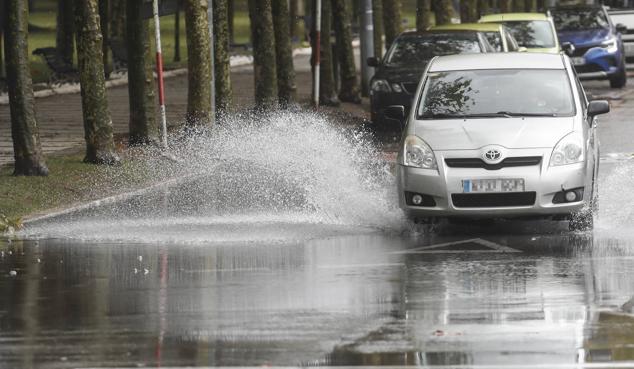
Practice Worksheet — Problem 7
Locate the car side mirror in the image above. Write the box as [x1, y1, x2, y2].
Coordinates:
[367, 57, 380, 67]
[588, 100, 610, 117]
[616, 23, 628, 33]
[561, 42, 575, 56]
[384, 105, 406, 128]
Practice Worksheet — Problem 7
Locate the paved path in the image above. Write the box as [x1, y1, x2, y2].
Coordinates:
[0, 53, 347, 167]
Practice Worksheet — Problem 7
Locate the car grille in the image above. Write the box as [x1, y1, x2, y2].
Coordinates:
[452, 192, 537, 208]
[401, 82, 418, 94]
[571, 45, 595, 57]
[574, 63, 604, 74]
[444, 156, 542, 170]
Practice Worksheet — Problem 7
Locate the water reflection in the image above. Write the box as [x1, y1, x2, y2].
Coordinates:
[1, 229, 634, 367]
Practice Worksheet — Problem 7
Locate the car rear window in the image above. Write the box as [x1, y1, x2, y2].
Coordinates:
[417, 69, 575, 118]
[552, 8, 610, 31]
[385, 34, 482, 66]
[503, 20, 557, 48]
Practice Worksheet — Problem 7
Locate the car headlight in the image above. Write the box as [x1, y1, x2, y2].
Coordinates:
[550, 132, 585, 167]
[371, 79, 391, 93]
[601, 38, 618, 53]
[403, 135, 437, 170]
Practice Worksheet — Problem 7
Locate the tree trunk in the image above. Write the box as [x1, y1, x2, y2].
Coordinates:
[126, 0, 157, 145]
[214, 0, 232, 114]
[109, 0, 125, 42]
[184, 0, 213, 124]
[289, 0, 299, 41]
[248, 0, 278, 109]
[525, 0, 536, 12]
[372, 0, 383, 58]
[174, 0, 181, 62]
[0, 29, 5, 80]
[499, 0, 512, 12]
[99, 0, 111, 78]
[416, 0, 431, 31]
[318, 0, 338, 106]
[332, 0, 359, 103]
[272, 0, 296, 106]
[460, 0, 478, 22]
[513, 0, 525, 12]
[4, 0, 48, 175]
[56, 0, 75, 65]
[75, 0, 120, 164]
[477, 0, 489, 17]
[434, 0, 453, 25]
[382, 0, 401, 47]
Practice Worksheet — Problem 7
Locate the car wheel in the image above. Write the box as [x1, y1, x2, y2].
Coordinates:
[610, 64, 627, 88]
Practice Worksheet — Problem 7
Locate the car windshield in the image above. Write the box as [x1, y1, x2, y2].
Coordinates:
[552, 9, 610, 31]
[502, 20, 556, 48]
[417, 69, 575, 118]
[385, 34, 482, 66]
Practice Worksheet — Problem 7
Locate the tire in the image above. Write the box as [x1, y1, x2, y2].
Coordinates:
[610, 64, 627, 89]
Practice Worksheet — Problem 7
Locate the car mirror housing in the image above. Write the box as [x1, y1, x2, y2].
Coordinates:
[367, 57, 380, 67]
[616, 23, 628, 33]
[384, 105, 406, 128]
[588, 100, 610, 117]
[561, 42, 576, 57]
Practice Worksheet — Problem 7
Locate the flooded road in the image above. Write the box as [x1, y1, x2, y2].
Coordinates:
[3, 82, 634, 368]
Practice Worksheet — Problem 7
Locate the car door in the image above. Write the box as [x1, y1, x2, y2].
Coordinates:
[572, 66, 599, 195]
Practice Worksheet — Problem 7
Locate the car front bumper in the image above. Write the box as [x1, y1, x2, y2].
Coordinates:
[397, 148, 591, 219]
[573, 47, 623, 80]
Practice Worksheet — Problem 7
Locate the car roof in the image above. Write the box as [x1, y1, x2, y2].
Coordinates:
[431, 23, 502, 32]
[428, 52, 565, 71]
[398, 29, 481, 37]
[480, 12, 550, 22]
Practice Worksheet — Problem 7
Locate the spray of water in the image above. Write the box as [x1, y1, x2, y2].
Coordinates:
[596, 160, 634, 234]
[20, 111, 406, 243]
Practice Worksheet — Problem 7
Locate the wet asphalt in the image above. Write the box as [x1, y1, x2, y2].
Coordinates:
[2, 80, 634, 369]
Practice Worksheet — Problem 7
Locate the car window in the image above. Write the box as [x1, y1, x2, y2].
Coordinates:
[484, 32, 503, 51]
[417, 69, 575, 118]
[502, 20, 557, 48]
[552, 8, 610, 31]
[505, 32, 519, 51]
[385, 34, 482, 66]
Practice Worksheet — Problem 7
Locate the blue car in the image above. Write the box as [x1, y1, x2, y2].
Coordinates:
[551, 5, 628, 88]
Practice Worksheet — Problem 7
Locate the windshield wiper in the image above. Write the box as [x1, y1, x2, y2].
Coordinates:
[420, 112, 512, 119]
[496, 111, 558, 117]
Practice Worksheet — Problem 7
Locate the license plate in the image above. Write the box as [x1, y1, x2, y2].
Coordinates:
[462, 179, 525, 193]
[572, 57, 585, 66]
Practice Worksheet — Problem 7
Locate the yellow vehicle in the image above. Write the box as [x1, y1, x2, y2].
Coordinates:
[479, 13, 561, 53]
[432, 23, 522, 52]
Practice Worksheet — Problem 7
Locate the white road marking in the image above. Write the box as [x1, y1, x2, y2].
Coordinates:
[392, 238, 522, 254]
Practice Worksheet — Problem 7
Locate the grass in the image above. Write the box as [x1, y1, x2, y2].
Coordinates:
[0, 150, 155, 224]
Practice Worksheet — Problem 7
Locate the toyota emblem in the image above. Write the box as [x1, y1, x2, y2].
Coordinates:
[484, 149, 502, 162]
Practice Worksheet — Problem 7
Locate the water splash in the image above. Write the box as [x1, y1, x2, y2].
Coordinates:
[596, 160, 634, 234]
[20, 111, 405, 243]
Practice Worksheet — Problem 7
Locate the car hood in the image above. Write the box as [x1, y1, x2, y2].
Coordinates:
[374, 65, 427, 83]
[557, 28, 612, 47]
[414, 117, 575, 150]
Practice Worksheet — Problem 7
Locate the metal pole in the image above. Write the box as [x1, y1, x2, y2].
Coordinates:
[313, 0, 321, 108]
[153, 0, 168, 149]
[207, 0, 216, 123]
[360, 0, 374, 97]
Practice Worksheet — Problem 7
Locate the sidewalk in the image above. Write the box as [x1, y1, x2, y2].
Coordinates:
[0, 52, 368, 167]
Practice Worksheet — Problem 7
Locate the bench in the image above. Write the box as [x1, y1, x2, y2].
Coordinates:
[32, 47, 79, 83]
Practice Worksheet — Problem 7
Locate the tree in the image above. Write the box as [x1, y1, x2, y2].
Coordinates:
[228, 0, 235, 44]
[109, 0, 125, 42]
[184, 0, 213, 124]
[4, 0, 48, 175]
[416, 0, 431, 31]
[75, 0, 120, 164]
[0, 30, 5, 80]
[272, 0, 296, 106]
[248, 0, 278, 109]
[289, 0, 299, 41]
[317, 0, 338, 106]
[126, 0, 157, 145]
[372, 0, 383, 58]
[460, 0, 478, 23]
[332, 0, 360, 103]
[513, 0, 525, 12]
[214, 0, 232, 114]
[56, 0, 75, 65]
[382, 0, 401, 47]
[525, 0, 537, 12]
[174, 0, 181, 62]
[434, 0, 453, 25]
[499, 0, 512, 13]
[99, 0, 111, 77]
[477, 0, 489, 17]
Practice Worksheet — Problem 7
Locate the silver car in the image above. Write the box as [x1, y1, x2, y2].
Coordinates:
[387, 53, 610, 230]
